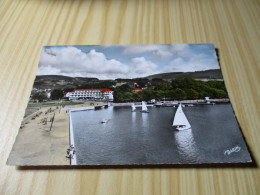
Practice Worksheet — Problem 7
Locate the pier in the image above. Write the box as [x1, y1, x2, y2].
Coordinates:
[66, 102, 108, 165]
[64, 106, 95, 112]
[69, 110, 77, 165]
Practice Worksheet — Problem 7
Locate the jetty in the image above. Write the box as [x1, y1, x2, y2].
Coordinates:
[63, 103, 108, 112]
[69, 110, 77, 165]
[65, 102, 108, 165]
[64, 106, 95, 112]
[7, 101, 108, 166]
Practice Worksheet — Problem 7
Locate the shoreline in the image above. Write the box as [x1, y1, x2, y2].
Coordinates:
[111, 98, 230, 106]
[69, 111, 77, 165]
[8, 99, 228, 166]
[7, 101, 106, 166]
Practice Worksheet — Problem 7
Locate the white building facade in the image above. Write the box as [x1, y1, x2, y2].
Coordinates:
[66, 88, 114, 101]
[46, 91, 51, 99]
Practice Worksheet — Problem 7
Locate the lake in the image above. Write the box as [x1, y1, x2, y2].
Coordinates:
[71, 103, 252, 165]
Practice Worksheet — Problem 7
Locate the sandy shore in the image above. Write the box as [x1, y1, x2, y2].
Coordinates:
[7, 101, 106, 166]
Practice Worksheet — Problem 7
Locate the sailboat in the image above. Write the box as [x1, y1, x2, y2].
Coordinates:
[172, 104, 191, 130]
[140, 101, 149, 113]
[101, 119, 109, 123]
[131, 103, 136, 112]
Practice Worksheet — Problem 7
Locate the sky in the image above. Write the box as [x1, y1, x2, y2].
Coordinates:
[37, 44, 220, 80]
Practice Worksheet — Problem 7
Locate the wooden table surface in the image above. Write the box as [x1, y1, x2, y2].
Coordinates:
[1, 0, 259, 194]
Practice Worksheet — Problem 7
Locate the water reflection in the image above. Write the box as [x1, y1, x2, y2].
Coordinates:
[72, 104, 252, 165]
[141, 112, 149, 128]
[131, 110, 136, 123]
[174, 129, 199, 163]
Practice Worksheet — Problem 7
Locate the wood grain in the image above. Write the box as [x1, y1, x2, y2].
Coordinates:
[0, 0, 260, 194]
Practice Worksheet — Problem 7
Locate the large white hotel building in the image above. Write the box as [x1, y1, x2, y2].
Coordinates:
[65, 88, 114, 101]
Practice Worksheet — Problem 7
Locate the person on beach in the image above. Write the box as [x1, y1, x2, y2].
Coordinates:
[69, 150, 74, 159]
[66, 145, 76, 159]
[71, 147, 76, 154]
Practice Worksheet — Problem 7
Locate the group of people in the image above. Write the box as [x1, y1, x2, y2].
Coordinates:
[45, 108, 54, 115]
[41, 117, 48, 125]
[31, 111, 42, 120]
[66, 144, 76, 159]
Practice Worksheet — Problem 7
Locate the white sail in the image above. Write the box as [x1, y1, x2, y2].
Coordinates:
[172, 104, 191, 130]
[131, 103, 136, 111]
[142, 101, 148, 111]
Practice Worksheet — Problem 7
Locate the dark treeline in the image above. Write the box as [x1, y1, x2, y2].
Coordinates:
[114, 77, 228, 102]
[32, 89, 64, 102]
[77, 80, 116, 89]
[32, 77, 228, 102]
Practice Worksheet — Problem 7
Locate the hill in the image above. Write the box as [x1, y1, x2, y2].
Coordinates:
[33, 75, 99, 89]
[145, 69, 223, 80]
[33, 69, 223, 89]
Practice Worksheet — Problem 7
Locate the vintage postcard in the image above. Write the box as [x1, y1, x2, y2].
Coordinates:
[7, 44, 253, 166]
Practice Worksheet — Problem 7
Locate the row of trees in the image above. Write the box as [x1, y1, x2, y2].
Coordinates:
[32, 77, 228, 103]
[114, 77, 228, 102]
[77, 80, 116, 89]
[32, 89, 64, 102]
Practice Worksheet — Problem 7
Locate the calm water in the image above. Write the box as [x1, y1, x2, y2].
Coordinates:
[71, 104, 252, 165]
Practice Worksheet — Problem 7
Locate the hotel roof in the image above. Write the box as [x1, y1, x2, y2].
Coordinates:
[133, 88, 142, 91]
[72, 88, 113, 92]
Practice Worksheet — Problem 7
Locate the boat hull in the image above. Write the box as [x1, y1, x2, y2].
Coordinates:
[174, 125, 191, 131]
[140, 110, 149, 113]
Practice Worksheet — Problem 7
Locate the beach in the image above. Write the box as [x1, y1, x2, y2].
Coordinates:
[7, 101, 106, 166]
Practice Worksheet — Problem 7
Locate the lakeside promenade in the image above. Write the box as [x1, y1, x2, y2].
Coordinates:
[7, 107, 70, 165]
[111, 98, 230, 107]
[7, 101, 106, 166]
[7, 99, 228, 165]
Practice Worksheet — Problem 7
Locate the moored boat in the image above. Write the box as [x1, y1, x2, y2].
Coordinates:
[140, 101, 149, 113]
[131, 103, 136, 112]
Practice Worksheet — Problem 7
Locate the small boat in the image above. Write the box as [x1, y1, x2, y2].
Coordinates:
[162, 103, 174, 107]
[101, 119, 109, 123]
[140, 101, 149, 113]
[131, 103, 136, 112]
[155, 102, 163, 107]
[172, 104, 191, 130]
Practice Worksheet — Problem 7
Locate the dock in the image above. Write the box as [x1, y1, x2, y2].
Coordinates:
[66, 102, 108, 165]
[64, 106, 95, 112]
[69, 110, 77, 165]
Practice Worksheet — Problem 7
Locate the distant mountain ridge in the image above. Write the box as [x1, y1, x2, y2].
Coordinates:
[145, 69, 223, 80]
[34, 75, 99, 89]
[34, 69, 223, 89]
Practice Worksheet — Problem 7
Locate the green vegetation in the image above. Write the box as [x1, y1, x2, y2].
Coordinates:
[32, 92, 47, 102]
[113, 77, 228, 102]
[64, 88, 75, 92]
[33, 81, 44, 87]
[132, 78, 149, 88]
[28, 102, 84, 107]
[114, 84, 134, 102]
[78, 80, 116, 89]
[51, 89, 64, 100]
[116, 78, 133, 82]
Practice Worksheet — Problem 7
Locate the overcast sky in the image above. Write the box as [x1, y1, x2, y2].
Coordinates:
[37, 44, 220, 80]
